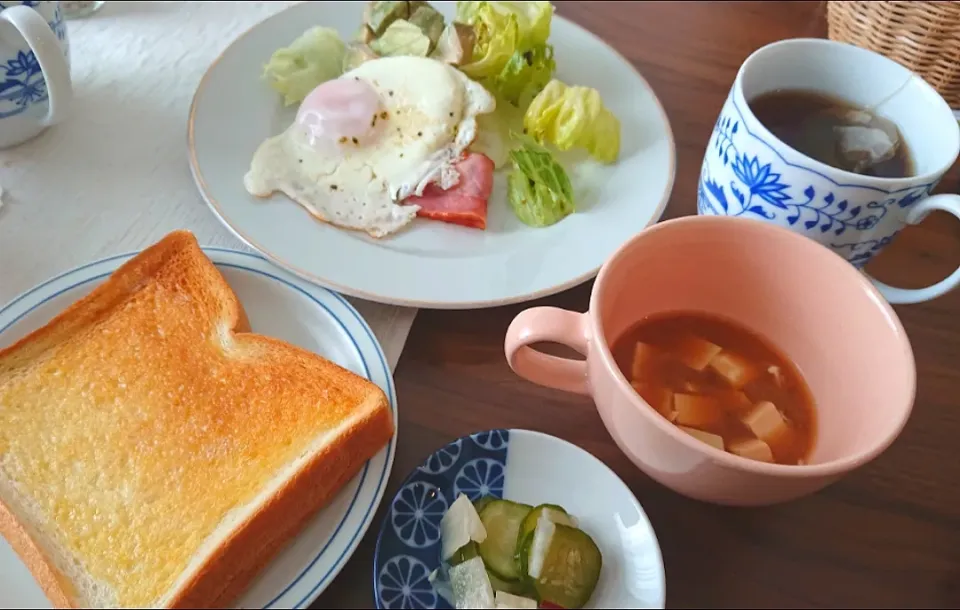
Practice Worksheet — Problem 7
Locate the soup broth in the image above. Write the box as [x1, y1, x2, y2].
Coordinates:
[748, 89, 913, 178]
[612, 312, 817, 465]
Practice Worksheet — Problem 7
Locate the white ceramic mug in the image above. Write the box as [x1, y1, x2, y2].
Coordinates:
[0, 1, 71, 149]
[697, 38, 960, 305]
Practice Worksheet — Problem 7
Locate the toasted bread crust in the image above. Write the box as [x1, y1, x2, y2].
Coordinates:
[0, 499, 75, 608]
[167, 402, 393, 608]
[0, 231, 394, 608]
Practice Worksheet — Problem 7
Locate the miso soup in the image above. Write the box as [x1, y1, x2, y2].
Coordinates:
[612, 312, 817, 465]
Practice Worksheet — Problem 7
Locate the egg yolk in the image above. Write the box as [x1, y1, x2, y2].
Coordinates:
[296, 78, 382, 150]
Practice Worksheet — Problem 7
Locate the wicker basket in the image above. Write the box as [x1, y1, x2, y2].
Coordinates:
[826, 1, 960, 108]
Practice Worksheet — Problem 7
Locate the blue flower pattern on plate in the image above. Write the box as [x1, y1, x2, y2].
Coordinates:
[390, 481, 448, 549]
[453, 458, 505, 501]
[0, 2, 69, 119]
[698, 96, 937, 268]
[470, 429, 508, 451]
[374, 430, 510, 609]
[418, 438, 462, 475]
[377, 555, 438, 610]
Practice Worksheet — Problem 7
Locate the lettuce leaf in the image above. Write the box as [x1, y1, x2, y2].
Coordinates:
[456, 2, 556, 112]
[370, 19, 432, 57]
[506, 133, 575, 227]
[492, 43, 555, 107]
[523, 79, 621, 164]
[456, 2, 519, 80]
[262, 27, 346, 106]
[488, 1, 552, 49]
[457, 1, 552, 50]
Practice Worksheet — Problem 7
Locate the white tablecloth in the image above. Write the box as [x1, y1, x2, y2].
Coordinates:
[0, 0, 418, 370]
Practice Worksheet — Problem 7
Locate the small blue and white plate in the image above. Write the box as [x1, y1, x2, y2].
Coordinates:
[373, 429, 666, 609]
[0, 247, 397, 609]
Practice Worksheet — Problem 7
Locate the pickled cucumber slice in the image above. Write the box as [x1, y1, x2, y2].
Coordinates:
[477, 499, 533, 580]
[515, 504, 577, 577]
[473, 495, 496, 514]
[525, 521, 602, 609]
[486, 568, 532, 597]
[516, 504, 577, 550]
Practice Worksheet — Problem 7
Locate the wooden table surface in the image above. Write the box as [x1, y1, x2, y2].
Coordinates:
[318, 2, 960, 608]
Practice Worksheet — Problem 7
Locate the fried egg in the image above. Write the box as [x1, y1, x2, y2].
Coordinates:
[244, 55, 496, 238]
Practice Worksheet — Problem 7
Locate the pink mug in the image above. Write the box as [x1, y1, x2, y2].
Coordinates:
[504, 215, 916, 506]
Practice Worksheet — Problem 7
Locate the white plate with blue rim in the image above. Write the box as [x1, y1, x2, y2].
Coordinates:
[373, 429, 666, 609]
[187, 0, 675, 309]
[0, 247, 397, 610]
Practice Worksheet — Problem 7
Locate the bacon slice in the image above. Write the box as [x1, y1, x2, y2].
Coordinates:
[403, 152, 495, 230]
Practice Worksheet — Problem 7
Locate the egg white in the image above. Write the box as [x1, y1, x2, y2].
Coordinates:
[244, 55, 495, 238]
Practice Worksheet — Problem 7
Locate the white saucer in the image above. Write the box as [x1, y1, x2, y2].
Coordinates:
[0, 247, 397, 609]
[374, 429, 666, 609]
[188, 1, 675, 309]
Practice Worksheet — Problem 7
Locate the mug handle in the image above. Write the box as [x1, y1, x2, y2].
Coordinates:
[867, 194, 960, 305]
[0, 5, 72, 126]
[504, 307, 591, 395]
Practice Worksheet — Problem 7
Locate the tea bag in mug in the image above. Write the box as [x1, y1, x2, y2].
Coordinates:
[832, 110, 902, 174]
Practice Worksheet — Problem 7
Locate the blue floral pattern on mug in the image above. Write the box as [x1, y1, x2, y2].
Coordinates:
[697, 95, 937, 268]
[0, 50, 46, 116]
[0, 1, 70, 119]
[374, 430, 511, 609]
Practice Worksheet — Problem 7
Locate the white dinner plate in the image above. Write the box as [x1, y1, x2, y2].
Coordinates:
[374, 429, 666, 609]
[0, 248, 397, 609]
[188, 1, 675, 308]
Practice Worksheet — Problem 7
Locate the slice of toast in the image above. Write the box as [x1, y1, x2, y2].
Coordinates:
[0, 231, 394, 608]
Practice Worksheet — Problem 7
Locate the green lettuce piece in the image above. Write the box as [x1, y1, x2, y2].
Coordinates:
[523, 79, 621, 164]
[492, 43, 555, 107]
[408, 4, 446, 50]
[364, 1, 411, 37]
[370, 19, 432, 57]
[262, 26, 346, 106]
[457, 1, 552, 49]
[456, 2, 556, 108]
[456, 2, 519, 80]
[506, 133, 575, 227]
[487, 1, 552, 48]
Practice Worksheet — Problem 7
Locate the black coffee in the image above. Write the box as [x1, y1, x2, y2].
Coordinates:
[748, 89, 913, 178]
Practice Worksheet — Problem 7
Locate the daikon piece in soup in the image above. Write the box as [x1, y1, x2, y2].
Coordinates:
[612, 312, 817, 465]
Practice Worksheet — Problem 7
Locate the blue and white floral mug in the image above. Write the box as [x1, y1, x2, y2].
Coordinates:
[0, 0, 71, 148]
[698, 38, 960, 305]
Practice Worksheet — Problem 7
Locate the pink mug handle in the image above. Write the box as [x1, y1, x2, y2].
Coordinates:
[504, 307, 591, 395]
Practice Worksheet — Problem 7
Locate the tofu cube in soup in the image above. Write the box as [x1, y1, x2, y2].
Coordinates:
[631, 382, 677, 421]
[728, 438, 774, 462]
[631, 342, 662, 381]
[742, 400, 788, 443]
[674, 393, 722, 428]
[679, 425, 724, 450]
[708, 350, 759, 389]
[668, 333, 722, 371]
